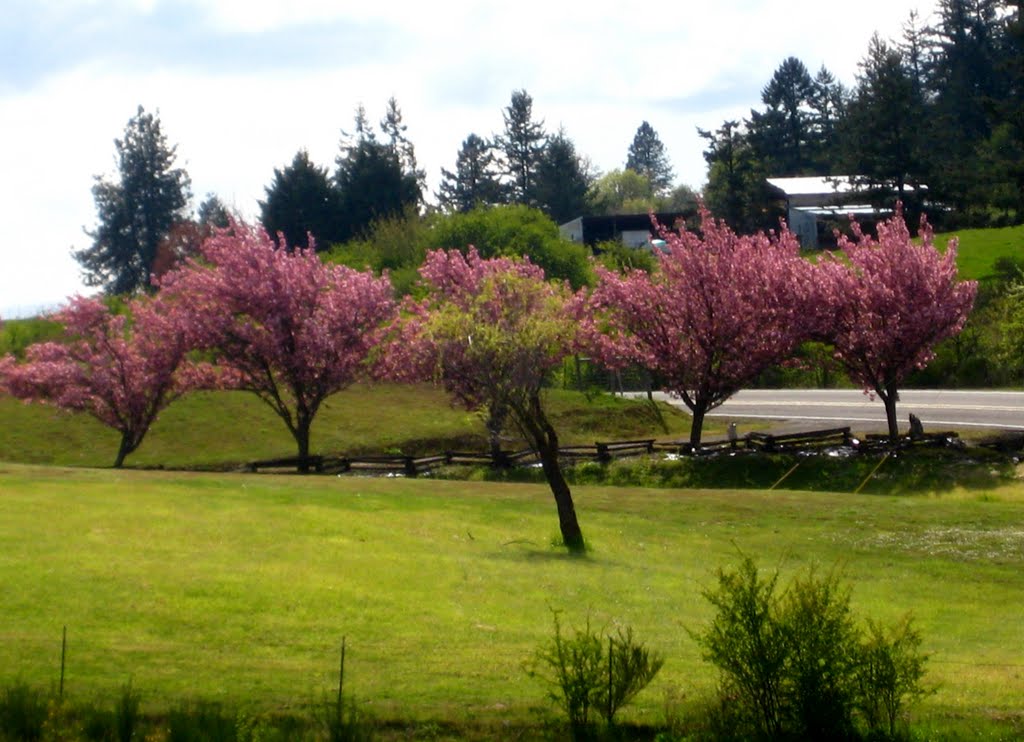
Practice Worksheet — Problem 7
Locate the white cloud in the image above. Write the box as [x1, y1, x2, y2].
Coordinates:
[0, 0, 939, 317]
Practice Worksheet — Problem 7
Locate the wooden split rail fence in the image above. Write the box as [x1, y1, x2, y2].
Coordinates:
[245, 425, 962, 476]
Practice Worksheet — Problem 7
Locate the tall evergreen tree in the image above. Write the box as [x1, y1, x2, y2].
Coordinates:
[437, 133, 505, 212]
[380, 96, 426, 202]
[535, 128, 593, 224]
[75, 106, 191, 295]
[698, 120, 775, 233]
[926, 0, 1007, 212]
[748, 57, 818, 175]
[260, 150, 342, 250]
[840, 35, 928, 210]
[983, 1, 1024, 217]
[196, 193, 231, 229]
[625, 121, 674, 194]
[335, 104, 420, 242]
[495, 89, 546, 205]
[809, 65, 847, 171]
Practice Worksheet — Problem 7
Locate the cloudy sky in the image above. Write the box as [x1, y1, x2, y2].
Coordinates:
[1, 0, 938, 317]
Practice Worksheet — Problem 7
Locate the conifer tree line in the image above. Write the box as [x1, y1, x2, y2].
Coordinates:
[72, 1, 1021, 296]
[73, 92, 684, 295]
[701, 0, 1024, 232]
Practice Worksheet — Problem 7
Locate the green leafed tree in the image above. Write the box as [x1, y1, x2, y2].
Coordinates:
[625, 121, 674, 194]
[591, 168, 656, 215]
[428, 204, 592, 289]
[260, 150, 343, 251]
[75, 106, 192, 295]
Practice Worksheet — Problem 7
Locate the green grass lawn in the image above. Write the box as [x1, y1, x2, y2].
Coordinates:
[939, 223, 1024, 281]
[0, 465, 1021, 735]
[0, 384, 700, 470]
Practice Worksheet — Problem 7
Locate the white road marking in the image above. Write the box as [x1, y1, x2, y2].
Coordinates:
[704, 412, 1024, 430]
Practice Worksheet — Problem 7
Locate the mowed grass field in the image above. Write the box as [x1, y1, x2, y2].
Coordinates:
[0, 464, 1021, 734]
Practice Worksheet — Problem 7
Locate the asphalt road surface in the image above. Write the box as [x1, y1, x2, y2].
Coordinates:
[641, 389, 1024, 435]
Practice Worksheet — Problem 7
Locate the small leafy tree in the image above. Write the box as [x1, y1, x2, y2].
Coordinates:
[383, 248, 586, 551]
[857, 615, 931, 738]
[0, 295, 198, 467]
[817, 206, 977, 439]
[531, 612, 663, 735]
[587, 209, 817, 446]
[159, 222, 396, 471]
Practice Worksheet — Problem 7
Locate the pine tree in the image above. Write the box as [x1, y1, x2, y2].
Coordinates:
[196, 194, 230, 229]
[698, 121, 775, 233]
[75, 106, 191, 295]
[749, 57, 818, 175]
[926, 0, 1007, 213]
[436, 133, 505, 212]
[335, 104, 420, 241]
[840, 35, 928, 210]
[380, 97, 426, 202]
[260, 150, 342, 250]
[495, 89, 546, 205]
[535, 128, 593, 224]
[809, 65, 847, 171]
[625, 121, 674, 194]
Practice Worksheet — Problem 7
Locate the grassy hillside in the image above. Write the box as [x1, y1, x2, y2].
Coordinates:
[0, 466, 1021, 736]
[0, 384, 698, 469]
[939, 223, 1024, 281]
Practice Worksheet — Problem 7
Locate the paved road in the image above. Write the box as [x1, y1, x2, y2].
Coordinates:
[640, 389, 1024, 434]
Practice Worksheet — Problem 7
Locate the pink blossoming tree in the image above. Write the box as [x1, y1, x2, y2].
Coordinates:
[586, 210, 818, 447]
[817, 207, 977, 439]
[383, 248, 586, 552]
[0, 295, 197, 467]
[159, 222, 396, 471]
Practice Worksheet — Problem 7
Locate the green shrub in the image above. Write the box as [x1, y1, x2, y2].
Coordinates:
[530, 612, 663, 737]
[693, 556, 931, 741]
[780, 567, 860, 740]
[856, 616, 931, 740]
[692, 557, 789, 738]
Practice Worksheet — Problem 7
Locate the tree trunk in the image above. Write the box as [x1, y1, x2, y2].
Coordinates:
[536, 435, 586, 554]
[689, 403, 707, 449]
[881, 386, 900, 441]
[519, 394, 586, 554]
[295, 419, 312, 473]
[113, 432, 135, 468]
[486, 404, 508, 465]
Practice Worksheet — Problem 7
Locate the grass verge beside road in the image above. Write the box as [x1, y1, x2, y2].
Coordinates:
[0, 465, 1021, 735]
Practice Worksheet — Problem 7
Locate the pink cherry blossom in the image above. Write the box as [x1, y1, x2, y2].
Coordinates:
[586, 209, 818, 446]
[159, 221, 396, 471]
[0, 294, 199, 467]
[817, 206, 976, 438]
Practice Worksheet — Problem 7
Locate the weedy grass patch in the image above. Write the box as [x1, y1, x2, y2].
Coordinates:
[0, 465, 1021, 736]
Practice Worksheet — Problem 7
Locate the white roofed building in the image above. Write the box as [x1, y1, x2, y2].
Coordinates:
[766, 175, 923, 248]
